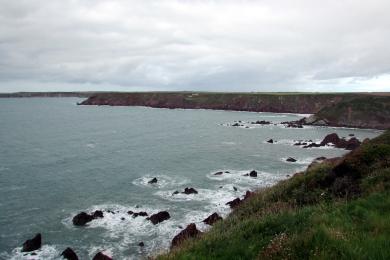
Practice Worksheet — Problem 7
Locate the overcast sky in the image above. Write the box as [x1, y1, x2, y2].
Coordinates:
[1, 0, 390, 92]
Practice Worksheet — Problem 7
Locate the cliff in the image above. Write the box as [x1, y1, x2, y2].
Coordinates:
[80, 92, 390, 129]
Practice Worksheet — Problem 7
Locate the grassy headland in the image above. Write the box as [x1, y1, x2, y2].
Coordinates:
[79, 92, 390, 129]
[158, 130, 390, 259]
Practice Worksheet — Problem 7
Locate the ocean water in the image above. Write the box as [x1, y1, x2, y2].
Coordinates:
[0, 98, 381, 259]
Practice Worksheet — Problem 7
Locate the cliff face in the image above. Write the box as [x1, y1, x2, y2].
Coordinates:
[79, 92, 354, 114]
[79, 92, 390, 129]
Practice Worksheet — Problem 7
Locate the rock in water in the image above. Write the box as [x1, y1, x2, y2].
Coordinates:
[133, 211, 148, 218]
[72, 212, 93, 226]
[22, 233, 41, 252]
[214, 171, 223, 175]
[286, 157, 297, 162]
[203, 213, 222, 225]
[320, 133, 341, 146]
[92, 210, 104, 219]
[182, 187, 198, 194]
[171, 223, 202, 249]
[92, 252, 112, 260]
[226, 198, 241, 208]
[249, 170, 257, 177]
[147, 211, 171, 224]
[267, 139, 274, 143]
[148, 177, 158, 184]
[138, 242, 144, 247]
[61, 247, 79, 260]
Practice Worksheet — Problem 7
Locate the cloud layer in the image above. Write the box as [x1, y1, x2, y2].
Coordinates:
[0, 0, 389, 92]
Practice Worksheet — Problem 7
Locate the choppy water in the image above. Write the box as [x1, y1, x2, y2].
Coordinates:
[0, 98, 381, 259]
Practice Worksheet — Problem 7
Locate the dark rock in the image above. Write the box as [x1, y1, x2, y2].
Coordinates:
[172, 190, 179, 195]
[303, 143, 321, 148]
[22, 233, 41, 252]
[243, 191, 254, 200]
[92, 210, 104, 219]
[138, 242, 144, 247]
[72, 212, 93, 226]
[349, 133, 355, 136]
[107, 210, 115, 214]
[315, 156, 327, 161]
[249, 170, 257, 177]
[203, 213, 222, 225]
[243, 173, 249, 176]
[320, 133, 341, 146]
[233, 186, 238, 191]
[232, 123, 240, 127]
[267, 139, 274, 143]
[286, 157, 297, 162]
[226, 198, 241, 208]
[214, 171, 223, 175]
[127, 210, 134, 215]
[345, 137, 361, 150]
[252, 120, 271, 125]
[182, 187, 198, 194]
[121, 217, 125, 221]
[61, 247, 78, 260]
[171, 223, 202, 249]
[148, 177, 158, 184]
[92, 252, 112, 260]
[225, 171, 230, 173]
[147, 211, 171, 225]
[133, 211, 148, 218]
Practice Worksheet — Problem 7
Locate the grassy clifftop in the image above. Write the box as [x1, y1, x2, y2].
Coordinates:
[158, 131, 390, 259]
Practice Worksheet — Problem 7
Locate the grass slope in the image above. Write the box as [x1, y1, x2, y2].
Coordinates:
[158, 131, 390, 260]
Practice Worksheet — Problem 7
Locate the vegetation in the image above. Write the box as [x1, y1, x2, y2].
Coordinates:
[158, 131, 390, 260]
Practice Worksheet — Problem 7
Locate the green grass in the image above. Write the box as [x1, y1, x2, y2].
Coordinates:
[158, 131, 390, 260]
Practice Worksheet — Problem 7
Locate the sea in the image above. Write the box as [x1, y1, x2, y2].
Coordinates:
[0, 98, 382, 259]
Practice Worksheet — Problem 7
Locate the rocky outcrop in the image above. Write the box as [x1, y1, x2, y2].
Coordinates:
[226, 198, 241, 208]
[92, 252, 112, 260]
[182, 187, 198, 194]
[286, 157, 297, 162]
[171, 223, 202, 249]
[147, 211, 171, 224]
[148, 177, 158, 184]
[72, 210, 104, 226]
[249, 170, 257, 177]
[203, 213, 223, 225]
[61, 247, 79, 260]
[22, 233, 41, 252]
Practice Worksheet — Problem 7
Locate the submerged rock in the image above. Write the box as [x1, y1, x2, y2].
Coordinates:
[22, 233, 41, 252]
[172, 190, 180, 195]
[182, 187, 198, 194]
[214, 171, 223, 175]
[286, 157, 297, 162]
[252, 120, 271, 125]
[203, 213, 222, 225]
[92, 252, 112, 260]
[147, 211, 171, 225]
[148, 177, 158, 184]
[133, 211, 148, 218]
[226, 198, 241, 208]
[61, 247, 79, 260]
[171, 223, 202, 249]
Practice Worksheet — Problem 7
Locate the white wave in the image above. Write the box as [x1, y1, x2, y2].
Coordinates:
[281, 157, 315, 165]
[221, 141, 236, 145]
[85, 143, 96, 148]
[132, 175, 189, 189]
[206, 169, 282, 187]
[1, 245, 59, 260]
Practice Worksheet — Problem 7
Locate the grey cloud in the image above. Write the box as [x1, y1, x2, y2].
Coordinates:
[0, 0, 389, 92]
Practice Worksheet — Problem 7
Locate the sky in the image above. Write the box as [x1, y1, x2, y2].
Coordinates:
[0, 0, 390, 93]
